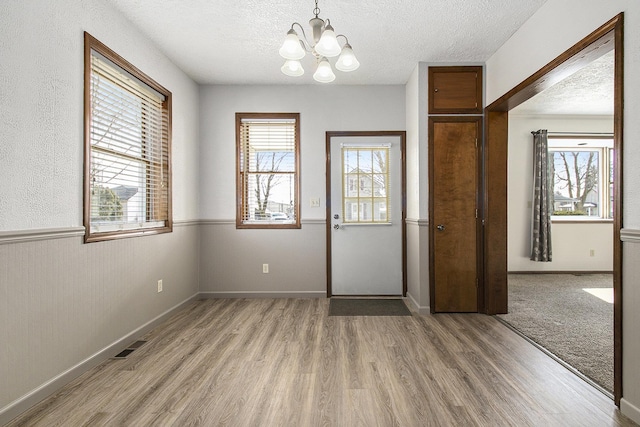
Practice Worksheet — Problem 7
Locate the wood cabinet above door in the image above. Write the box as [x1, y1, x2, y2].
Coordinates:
[429, 66, 483, 114]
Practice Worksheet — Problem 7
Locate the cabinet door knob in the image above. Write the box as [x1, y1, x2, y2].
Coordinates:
[434, 88, 439, 92]
[436, 224, 445, 232]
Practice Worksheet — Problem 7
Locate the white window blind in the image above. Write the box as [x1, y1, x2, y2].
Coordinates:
[237, 113, 300, 228]
[85, 33, 171, 241]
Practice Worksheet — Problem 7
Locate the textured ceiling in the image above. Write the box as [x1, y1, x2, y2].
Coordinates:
[512, 50, 614, 116]
[106, 0, 548, 85]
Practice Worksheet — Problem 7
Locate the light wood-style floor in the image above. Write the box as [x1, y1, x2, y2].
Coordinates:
[7, 298, 636, 426]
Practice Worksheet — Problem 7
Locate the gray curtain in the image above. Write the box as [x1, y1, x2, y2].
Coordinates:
[531, 129, 552, 262]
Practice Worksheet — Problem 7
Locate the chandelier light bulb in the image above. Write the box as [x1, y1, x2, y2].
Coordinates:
[313, 57, 336, 83]
[279, 29, 305, 60]
[315, 23, 341, 57]
[335, 43, 360, 72]
[281, 59, 304, 77]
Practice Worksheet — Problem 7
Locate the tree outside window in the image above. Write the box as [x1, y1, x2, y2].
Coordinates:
[549, 137, 613, 219]
[236, 113, 300, 229]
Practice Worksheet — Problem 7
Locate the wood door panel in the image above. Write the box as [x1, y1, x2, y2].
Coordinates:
[431, 119, 479, 312]
[429, 66, 483, 114]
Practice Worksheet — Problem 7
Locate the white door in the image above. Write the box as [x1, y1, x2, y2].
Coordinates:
[328, 133, 404, 295]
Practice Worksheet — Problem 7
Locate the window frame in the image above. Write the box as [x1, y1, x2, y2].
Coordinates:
[235, 112, 301, 229]
[83, 32, 172, 242]
[548, 135, 613, 222]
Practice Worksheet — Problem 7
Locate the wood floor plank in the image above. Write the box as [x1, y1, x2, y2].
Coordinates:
[6, 298, 637, 427]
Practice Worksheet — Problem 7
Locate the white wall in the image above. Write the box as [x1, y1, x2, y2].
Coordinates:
[0, 0, 201, 422]
[198, 85, 405, 295]
[509, 114, 614, 272]
[0, 2, 200, 229]
[405, 63, 430, 312]
[487, 0, 640, 422]
[405, 63, 429, 220]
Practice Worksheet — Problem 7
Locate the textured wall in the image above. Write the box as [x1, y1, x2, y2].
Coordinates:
[486, 0, 640, 422]
[0, 0, 200, 230]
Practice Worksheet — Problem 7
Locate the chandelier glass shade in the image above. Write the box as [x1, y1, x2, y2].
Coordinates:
[279, 0, 359, 83]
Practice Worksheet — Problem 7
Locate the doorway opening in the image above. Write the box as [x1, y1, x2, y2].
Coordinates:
[484, 14, 623, 404]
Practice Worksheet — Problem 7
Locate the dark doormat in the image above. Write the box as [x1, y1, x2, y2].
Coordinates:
[328, 298, 412, 316]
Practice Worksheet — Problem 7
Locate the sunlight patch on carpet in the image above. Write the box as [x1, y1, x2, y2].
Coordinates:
[582, 288, 614, 304]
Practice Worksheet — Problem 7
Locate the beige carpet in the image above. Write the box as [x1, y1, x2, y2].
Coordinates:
[498, 274, 613, 393]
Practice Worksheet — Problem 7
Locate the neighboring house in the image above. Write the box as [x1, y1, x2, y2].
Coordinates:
[553, 193, 578, 212]
[111, 185, 139, 221]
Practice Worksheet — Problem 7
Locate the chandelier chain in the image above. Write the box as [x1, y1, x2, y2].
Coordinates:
[313, 0, 320, 18]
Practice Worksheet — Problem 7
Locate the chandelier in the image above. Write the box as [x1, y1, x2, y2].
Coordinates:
[279, 0, 360, 83]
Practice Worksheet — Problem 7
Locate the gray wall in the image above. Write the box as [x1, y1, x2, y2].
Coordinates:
[197, 85, 406, 296]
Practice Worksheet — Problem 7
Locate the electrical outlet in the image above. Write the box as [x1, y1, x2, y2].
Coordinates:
[310, 198, 321, 207]
[157, 279, 163, 292]
[263, 264, 269, 274]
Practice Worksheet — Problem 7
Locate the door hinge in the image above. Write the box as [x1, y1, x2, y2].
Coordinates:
[475, 209, 478, 219]
[475, 138, 478, 148]
[476, 278, 479, 288]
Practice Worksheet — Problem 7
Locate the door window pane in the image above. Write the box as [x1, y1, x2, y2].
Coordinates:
[341, 146, 390, 223]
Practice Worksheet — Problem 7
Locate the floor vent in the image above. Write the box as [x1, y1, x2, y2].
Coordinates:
[113, 340, 147, 359]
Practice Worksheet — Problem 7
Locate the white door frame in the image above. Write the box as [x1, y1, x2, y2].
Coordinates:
[325, 131, 407, 297]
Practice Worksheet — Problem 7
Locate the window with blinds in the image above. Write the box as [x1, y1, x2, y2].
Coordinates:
[84, 33, 172, 242]
[236, 113, 300, 229]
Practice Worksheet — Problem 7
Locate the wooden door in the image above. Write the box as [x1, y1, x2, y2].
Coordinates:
[429, 117, 481, 312]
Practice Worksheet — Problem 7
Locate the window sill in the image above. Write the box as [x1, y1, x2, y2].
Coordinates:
[237, 221, 301, 229]
[550, 217, 613, 224]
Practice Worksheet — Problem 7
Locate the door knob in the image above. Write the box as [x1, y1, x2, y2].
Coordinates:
[334, 214, 340, 219]
[436, 224, 445, 232]
[334, 224, 340, 230]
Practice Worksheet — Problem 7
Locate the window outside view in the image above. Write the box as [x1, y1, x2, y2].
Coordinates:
[342, 147, 389, 223]
[549, 138, 613, 219]
[88, 50, 169, 234]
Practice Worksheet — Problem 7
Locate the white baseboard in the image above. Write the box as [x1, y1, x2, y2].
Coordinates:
[621, 398, 640, 425]
[199, 291, 326, 299]
[406, 292, 430, 314]
[0, 294, 199, 426]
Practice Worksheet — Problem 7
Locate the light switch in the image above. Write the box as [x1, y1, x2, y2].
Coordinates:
[310, 198, 321, 207]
